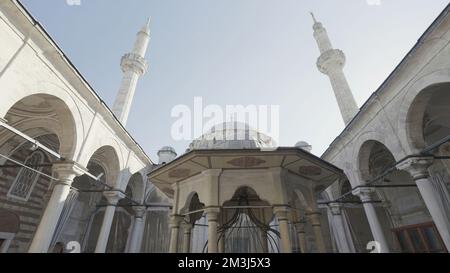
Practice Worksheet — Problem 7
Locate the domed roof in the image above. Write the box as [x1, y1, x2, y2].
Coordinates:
[188, 122, 276, 151]
[295, 141, 312, 153]
[158, 146, 177, 156]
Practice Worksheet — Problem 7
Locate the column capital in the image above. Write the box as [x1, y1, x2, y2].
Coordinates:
[52, 161, 87, 185]
[352, 187, 375, 203]
[182, 222, 193, 232]
[202, 169, 223, 178]
[294, 221, 306, 233]
[397, 157, 434, 180]
[205, 207, 221, 222]
[273, 206, 290, 221]
[328, 203, 343, 216]
[133, 206, 147, 218]
[103, 190, 126, 205]
[170, 214, 185, 228]
[306, 212, 322, 226]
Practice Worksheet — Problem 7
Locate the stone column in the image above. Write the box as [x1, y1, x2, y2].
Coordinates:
[206, 207, 220, 253]
[182, 223, 193, 253]
[329, 203, 355, 253]
[94, 191, 125, 253]
[29, 162, 85, 253]
[353, 187, 389, 253]
[308, 212, 327, 253]
[398, 157, 450, 251]
[294, 220, 308, 253]
[274, 206, 292, 253]
[128, 206, 146, 253]
[169, 215, 184, 253]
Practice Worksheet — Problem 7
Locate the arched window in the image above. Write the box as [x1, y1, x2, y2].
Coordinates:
[7, 150, 45, 202]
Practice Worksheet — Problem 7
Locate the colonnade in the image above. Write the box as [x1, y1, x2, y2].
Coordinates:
[168, 206, 328, 254]
[327, 157, 450, 253]
[28, 162, 146, 253]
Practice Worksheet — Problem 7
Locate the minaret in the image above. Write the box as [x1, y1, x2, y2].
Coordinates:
[112, 18, 151, 126]
[311, 13, 359, 125]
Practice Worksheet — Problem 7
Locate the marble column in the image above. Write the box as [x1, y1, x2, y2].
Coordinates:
[353, 187, 389, 253]
[29, 162, 85, 253]
[169, 215, 184, 253]
[294, 220, 308, 253]
[206, 207, 220, 253]
[398, 157, 450, 251]
[274, 206, 292, 253]
[308, 212, 327, 253]
[329, 203, 355, 253]
[182, 223, 193, 253]
[95, 191, 125, 253]
[128, 206, 147, 253]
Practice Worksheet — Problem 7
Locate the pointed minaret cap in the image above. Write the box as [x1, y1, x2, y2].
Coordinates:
[140, 17, 151, 34]
[310, 12, 317, 23]
[310, 12, 324, 31]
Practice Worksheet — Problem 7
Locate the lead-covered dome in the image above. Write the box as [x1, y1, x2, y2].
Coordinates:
[188, 122, 276, 151]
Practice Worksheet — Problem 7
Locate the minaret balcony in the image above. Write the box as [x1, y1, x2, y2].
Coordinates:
[316, 49, 346, 75]
[120, 53, 149, 75]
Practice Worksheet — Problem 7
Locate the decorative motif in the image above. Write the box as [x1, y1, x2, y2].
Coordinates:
[227, 157, 266, 168]
[299, 165, 322, 176]
[168, 168, 191, 178]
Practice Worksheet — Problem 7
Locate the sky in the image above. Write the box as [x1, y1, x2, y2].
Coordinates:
[20, 0, 449, 163]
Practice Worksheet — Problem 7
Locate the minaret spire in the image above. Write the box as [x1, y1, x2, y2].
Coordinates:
[312, 14, 359, 125]
[112, 18, 151, 126]
[310, 12, 317, 24]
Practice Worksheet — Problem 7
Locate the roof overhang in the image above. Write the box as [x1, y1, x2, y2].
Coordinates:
[148, 147, 345, 198]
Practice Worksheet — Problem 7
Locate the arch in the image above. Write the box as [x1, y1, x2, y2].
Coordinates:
[82, 145, 121, 187]
[181, 192, 205, 225]
[220, 182, 275, 208]
[1, 90, 84, 160]
[404, 82, 450, 151]
[397, 69, 450, 153]
[78, 137, 125, 171]
[125, 172, 146, 203]
[357, 140, 396, 182]
[352, 131, 405, 164]
[181, 192, 205, 214]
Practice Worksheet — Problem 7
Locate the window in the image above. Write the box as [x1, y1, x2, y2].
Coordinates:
[7, 150, 45, 202]
[393, 222, 447, 253]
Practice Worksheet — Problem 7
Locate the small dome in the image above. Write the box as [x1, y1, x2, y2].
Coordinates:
[295, 141, 312, 152]
[157, 146, 177, 165]
[188, 122, 276, 151]
[158, 146, 177, 156]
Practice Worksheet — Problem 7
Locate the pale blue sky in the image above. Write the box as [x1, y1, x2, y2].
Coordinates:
[21, 0, 449, 162]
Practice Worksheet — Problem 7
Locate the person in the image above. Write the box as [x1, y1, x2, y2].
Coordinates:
[52, 242, 65, 253]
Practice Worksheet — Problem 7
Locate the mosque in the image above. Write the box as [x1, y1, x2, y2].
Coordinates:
[0, 0, 449, 253]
